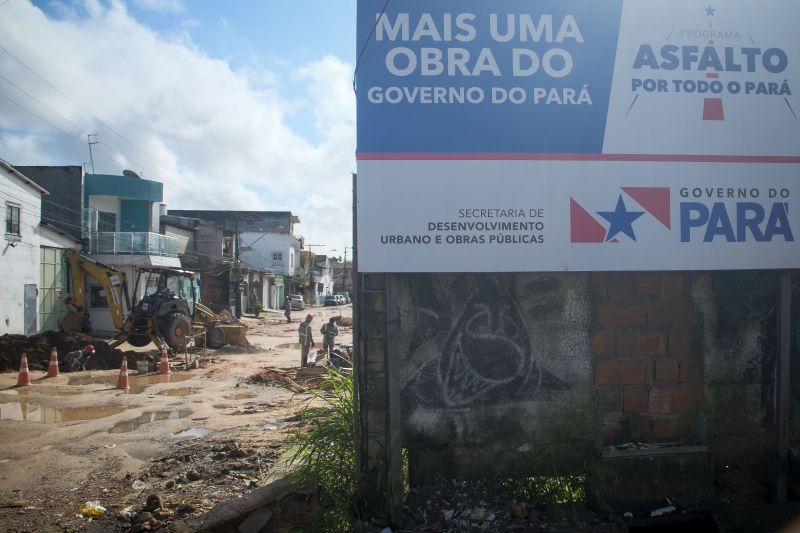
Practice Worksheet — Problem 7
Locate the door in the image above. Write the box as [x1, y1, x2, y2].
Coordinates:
[24, 284, 37, 336]
[39, 247, 67, 332]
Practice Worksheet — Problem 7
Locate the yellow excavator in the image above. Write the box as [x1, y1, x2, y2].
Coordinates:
[62, 250, 245, 353]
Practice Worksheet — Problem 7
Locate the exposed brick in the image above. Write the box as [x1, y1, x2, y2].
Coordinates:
[596, 388, 623, 411]
[591, 331, 607, 356]
[642, 333, 666, 356]
[607, 273, 635, 299]
[660, 272, 685, 299]
[619, 301, 648, 327]
[653, 417, 678, 439]
[595, 303, 619, 327]
[595, 360, 621, 385]
[635, 272, 661, 298]
[602, 415, 622, 442]
[649, 388, 672, 413]
[672, 301, 697, 327]
[638, 415, 654, 439]
[593, 331, 619, 358]
[672, 387, 690, 413]
[623, 388, 648, 412]
[654, 360, 680, 383]
[592, 272, 608, 298]
[620, 360, 648, 385]
[668, 330, 691, 356]
[617, 333, 642, 357]
[647, 301, 673, 328]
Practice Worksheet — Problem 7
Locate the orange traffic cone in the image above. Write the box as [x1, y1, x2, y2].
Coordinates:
[16, 353, 31, 387]
[46, 347, 59, 378]
[117, 355, 130, 390]
[158, 347, 170, 374]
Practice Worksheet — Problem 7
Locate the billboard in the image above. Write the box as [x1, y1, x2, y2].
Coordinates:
[356, 0, 800, 272]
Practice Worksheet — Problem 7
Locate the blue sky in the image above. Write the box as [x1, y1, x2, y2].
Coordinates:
[1, 0, 357, 254]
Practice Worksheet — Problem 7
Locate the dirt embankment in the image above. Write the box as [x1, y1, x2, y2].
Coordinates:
[0, 332, 145, 372]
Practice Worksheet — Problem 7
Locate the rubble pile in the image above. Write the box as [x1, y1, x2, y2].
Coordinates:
[0, 332, 142, 372]
[383, 477, 624, 533]
[247, 368, 304, 391]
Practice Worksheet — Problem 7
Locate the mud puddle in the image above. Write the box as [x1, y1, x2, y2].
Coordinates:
[68, 373, 193, 394]
[0, 388, 82, 397]
[109, 409, 191, 433]
[0, 402, 140, 423]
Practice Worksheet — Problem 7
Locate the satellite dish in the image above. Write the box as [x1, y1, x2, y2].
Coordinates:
[122, 169, 141, 179]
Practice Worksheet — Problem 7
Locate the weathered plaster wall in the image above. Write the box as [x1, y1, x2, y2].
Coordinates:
[356, 270, 798, 507]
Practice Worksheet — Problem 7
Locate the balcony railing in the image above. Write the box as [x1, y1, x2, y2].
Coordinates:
[88, 232, 188, 256]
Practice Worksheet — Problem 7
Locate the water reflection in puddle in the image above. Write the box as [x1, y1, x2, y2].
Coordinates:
[174, 427, 215, 439]
[68, 373, 193, 394]
[0, 402, 140, 423]
[0, 389, 82, 398]
[158, 387, 198, 397]
[108, 409, 191, 433]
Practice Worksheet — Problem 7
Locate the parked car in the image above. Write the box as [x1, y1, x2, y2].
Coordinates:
[335, 294, 346, 305]
[341, 292, 351, 304]
[324, 295, 339, 307]
[290, 294, 305, 310]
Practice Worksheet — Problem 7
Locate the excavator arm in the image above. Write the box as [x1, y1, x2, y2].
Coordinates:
[63, 249, 130, 332]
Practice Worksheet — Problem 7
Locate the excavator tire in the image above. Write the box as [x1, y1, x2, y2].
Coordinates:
[206, 326, 226, 349]
[161, 313, 192, 351]
[127, 335, 151, 347]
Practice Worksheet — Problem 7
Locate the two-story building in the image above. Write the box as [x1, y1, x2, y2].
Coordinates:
[18, 167, 186, 335]
[0, 160, 48, 335]
[167, 210, 303, 314]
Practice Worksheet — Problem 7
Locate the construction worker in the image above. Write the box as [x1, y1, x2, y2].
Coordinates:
[64, 344, 95, 372]
[320, 317, 338, 359]
[284, 296, 292, 323]
[298, 314, 315, 367]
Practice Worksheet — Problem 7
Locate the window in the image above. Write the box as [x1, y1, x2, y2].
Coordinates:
[273, 252, 283, 262]
[5, 203, 20, 236]
[97, 211, 116, 232]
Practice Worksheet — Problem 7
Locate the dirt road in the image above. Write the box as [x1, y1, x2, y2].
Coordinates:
[0, 305, 351, 532]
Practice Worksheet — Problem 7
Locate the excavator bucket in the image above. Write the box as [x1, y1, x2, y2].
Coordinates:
[218, 324, 247, 346]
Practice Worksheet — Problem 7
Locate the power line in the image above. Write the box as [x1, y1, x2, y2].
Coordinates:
[0, 72, 87, 137]
[352, 0, 391, 93]
[0, 42, 165, 168]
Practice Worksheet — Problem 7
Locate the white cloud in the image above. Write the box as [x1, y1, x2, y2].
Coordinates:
[0, 0, 356, 253]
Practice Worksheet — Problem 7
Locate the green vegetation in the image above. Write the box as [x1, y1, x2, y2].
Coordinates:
[289, 369, 357, 531]
[479, 474, 586, 508]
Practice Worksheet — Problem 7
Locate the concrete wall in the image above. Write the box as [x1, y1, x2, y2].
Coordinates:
[356, 270, 799, 510]
[16, 166, 83, 240]
[0, 167, 42, 335]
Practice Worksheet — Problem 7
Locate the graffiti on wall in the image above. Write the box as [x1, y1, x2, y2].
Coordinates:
[400, 274, 576, 410]
[711, 271, 800, 423]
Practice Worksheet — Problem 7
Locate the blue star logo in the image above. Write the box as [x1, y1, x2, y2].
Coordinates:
[597, 195, 644, 242]
[705, 5, 716, 16]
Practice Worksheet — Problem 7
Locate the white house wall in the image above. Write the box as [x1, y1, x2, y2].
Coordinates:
[239, 232, 300, 276]
[89, 196, 121, 229]
[1, 167, 42, 335]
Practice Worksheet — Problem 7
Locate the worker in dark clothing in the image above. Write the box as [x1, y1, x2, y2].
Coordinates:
[320, 317, 339, 358]
[284, 296, 292, 323]
[298, 314, 315, 367]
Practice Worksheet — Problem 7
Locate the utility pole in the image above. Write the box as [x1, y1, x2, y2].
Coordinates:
[87, 134, 98, 173]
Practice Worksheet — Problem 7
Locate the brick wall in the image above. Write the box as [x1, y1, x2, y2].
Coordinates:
[592, 272, 704, 444]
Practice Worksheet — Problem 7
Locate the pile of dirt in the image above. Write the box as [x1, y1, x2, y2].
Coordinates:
[247, 368, 304, 392]
[0, 332, 143, 372]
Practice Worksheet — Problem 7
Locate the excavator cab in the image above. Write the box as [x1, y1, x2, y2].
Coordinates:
[125, 268, 197, 350]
